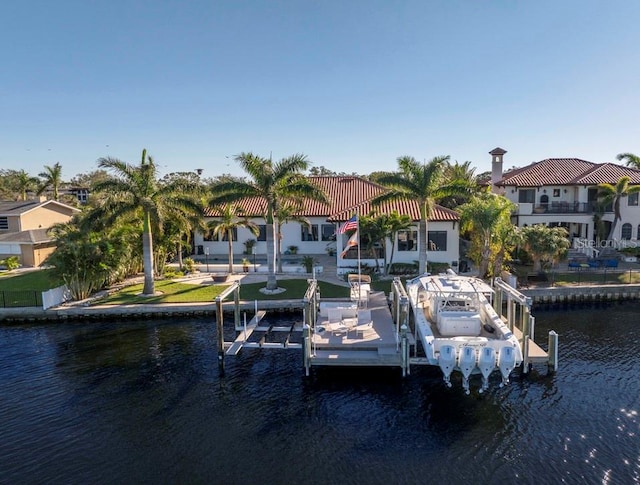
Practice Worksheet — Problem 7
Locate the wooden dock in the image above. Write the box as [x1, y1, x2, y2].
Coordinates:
[309, 290, 413, 367]
[216, 277, 557, 379]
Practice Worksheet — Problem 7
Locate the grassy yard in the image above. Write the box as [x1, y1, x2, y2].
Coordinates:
[0, 269, 62, 291]
[95, 278, 351, 305]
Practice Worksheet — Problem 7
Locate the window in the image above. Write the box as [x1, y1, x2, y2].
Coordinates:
[518, 189, 535, 204]
[398, 230, 417, 251]
[628, 193, 639, 207]
[428, 231, 447, 251]
[637, 225, 640, 240]
[301, 224, 318, 241]
[0, 217, 8, 230]
[321, 224, 335, 241]
[553, 189, 560, 197]
[257, 225, 267, 242]
[621, 223, 632, 240]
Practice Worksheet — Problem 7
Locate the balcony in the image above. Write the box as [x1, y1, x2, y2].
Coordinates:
[522, 201, 596, 215]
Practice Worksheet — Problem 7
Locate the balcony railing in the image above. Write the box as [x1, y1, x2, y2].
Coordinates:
[533, 202, 596, 214]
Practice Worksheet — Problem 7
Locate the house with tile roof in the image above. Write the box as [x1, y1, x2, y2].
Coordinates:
[490, 148, 640, 251]
[0, 199, 80, 267]
[196, 176, 460, 275]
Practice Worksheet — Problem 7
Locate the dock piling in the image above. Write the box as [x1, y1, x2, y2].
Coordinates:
[548, 331, 559, 373]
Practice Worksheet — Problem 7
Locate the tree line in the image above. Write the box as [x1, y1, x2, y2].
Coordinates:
[2, 150, 638, 300]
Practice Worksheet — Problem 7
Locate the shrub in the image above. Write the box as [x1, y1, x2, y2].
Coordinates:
[301, 255, 316, 273]
[182, 257, 196, 273]
[389, 262, 418, 275]
[1, 256, 20, 271]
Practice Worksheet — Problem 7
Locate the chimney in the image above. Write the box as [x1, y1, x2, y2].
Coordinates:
[489, 147, 507, 194]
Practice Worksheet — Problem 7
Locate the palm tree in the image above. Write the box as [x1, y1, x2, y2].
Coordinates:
[208, 153, 328, 291]
[597, 176, 640, 240]
[358, 213, 388, 274]
[38, 162, 63, 200]
[359, 211, 413, 274]
[372, 155, 450, 274]
[439, 160, 482, 209]
[92, 149, 203, 295]
[207, 204, 259, 274]
[12, 170, 39, 200]
[383, 211, 413, 274]
[458, 194, 515, 278]
[616, 153, 640, 169]
[275, 202, 310, 273]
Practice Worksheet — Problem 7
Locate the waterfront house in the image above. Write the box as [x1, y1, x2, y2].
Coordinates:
[490, 148, 640, 251]
[0, 199, 80, 267]
[196, 176, 460, 274]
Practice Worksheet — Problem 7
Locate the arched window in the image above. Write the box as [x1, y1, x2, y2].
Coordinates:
[621, 223, 632, 240]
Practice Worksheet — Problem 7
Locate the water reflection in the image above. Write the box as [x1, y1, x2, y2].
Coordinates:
[0, 303, 639, 484]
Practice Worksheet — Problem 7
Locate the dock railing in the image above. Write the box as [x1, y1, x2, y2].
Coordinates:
[302, 279, 320, 375]
[493, 277, 557, 373]
[391, 277, 411, 376]
[214, 282, 241, 376]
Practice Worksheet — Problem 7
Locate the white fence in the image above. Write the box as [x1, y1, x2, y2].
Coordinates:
[42, 285, 72, 310]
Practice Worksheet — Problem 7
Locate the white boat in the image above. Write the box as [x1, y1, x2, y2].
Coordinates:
[406, 270, 523, 394]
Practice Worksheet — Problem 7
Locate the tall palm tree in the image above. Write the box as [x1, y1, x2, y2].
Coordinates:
[458, 194, 515, 278]
[358, 213, 388, 274]
[439, 160, 482, 209]
[14, 170, 39, 200]
[92, 149, 203, 295]
[208, 153, 328, 290]
[383, 211, 414, 274]
[598, 176, 640, 240]
[207, 204, 259, 274]
[275, 202, 310, 273]
[38, 162, 63, 200]
[372, 155, 450, 274]
[616, 153, 640, 169]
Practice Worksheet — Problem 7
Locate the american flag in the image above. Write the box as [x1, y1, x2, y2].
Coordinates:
[340, 230, 358, 258]
[338, 214, 358, 234]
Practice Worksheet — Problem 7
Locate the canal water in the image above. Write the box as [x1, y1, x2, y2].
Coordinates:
[1, 302, 639, 484]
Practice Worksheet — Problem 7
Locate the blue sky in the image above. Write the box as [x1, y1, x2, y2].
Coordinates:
[1, 0, 639, 180]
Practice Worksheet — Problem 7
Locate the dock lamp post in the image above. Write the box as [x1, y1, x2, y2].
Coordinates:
[252, 247, 256, 272]
[204, 247, 209, 273]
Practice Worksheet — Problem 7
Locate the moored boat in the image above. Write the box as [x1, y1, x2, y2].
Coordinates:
[406, 270, 523, 393]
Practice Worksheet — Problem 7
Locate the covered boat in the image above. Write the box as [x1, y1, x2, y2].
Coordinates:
[406, 270, 523, 393]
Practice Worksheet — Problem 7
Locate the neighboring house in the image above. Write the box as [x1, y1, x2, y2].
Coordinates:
[0, 199, 80, 267]
[196, 176, 460, 274]
[490, 148, 640, 248]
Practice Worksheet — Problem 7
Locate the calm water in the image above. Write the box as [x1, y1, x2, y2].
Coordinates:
[1, 302, 639, 485]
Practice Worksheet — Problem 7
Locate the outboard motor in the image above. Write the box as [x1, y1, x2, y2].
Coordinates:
[498, 346, 516, 387]
[478, 347, 497, 393]
[458, 346, 477, 395]
[438, 345, 456, 388]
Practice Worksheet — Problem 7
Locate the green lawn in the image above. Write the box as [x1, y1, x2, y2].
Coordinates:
[0, 269, 62, 291]
[95, 278, 351, 305]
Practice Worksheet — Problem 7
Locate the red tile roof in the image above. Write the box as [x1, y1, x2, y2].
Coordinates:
[328, 199, 459, 222]
[204, 176, 458, 222]
[497, 158, 640, 186]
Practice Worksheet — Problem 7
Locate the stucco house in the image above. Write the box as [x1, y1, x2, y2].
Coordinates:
[195, 176, 460, 275]
[0, 199, 80, 267]
[490, 148, 640, 253]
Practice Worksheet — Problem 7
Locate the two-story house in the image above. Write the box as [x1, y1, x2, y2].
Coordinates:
[195, 175, 460, 274]
[490, 148, 640, 251]
[0, 199, 80, 267]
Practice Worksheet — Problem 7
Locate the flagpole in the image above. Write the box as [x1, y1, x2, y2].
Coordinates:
[357, 207, 361, 304]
